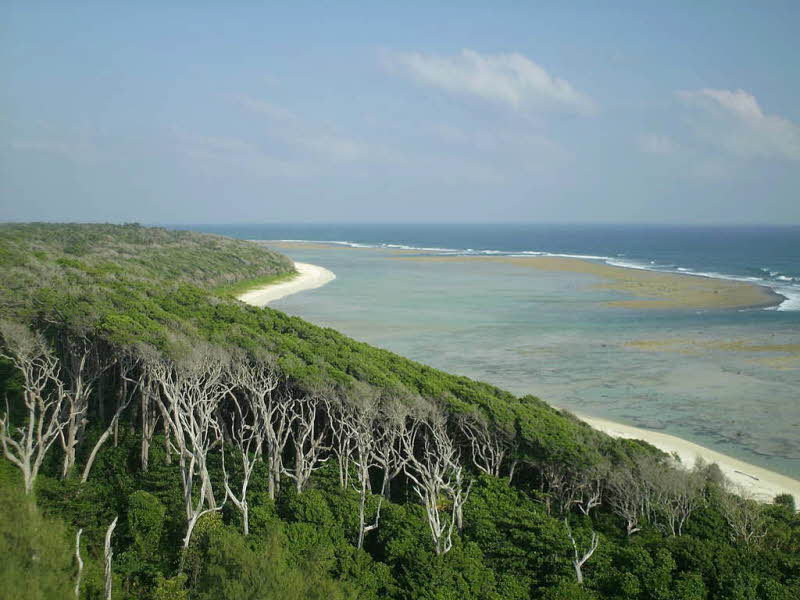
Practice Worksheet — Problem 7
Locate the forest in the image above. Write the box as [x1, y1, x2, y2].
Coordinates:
[0, 223, 798, 600]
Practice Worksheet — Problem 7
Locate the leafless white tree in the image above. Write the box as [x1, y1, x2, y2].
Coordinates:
[284, 394, 329, 493]
[0, 321, 68, 494]
[339, 391, 384, 549]
[719, 485, 768, 545]
[373, 399, 410, 500]
[57, 334, 111, 479]
[147, 346, 231, 549]
[74, 528, 83, 599]
[264, 391, 296, 500]
[219, 359, 277, 535]
[328, 395, 355, 490]
[457, 411, 515, 479]
[104, 517, 118, 600]
[536, 460, 574, 514]
[138, 373, 160, 472]
[574, 461, 609, 516]
[607, 465, 645, 535]
[402, 405, 472, 555]
[80, 351, 138, 483]
[647, 461, 705, 536]
[565, 519, 599, 585]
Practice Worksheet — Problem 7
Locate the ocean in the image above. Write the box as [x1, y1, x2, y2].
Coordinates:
[184, 223, 800, 478]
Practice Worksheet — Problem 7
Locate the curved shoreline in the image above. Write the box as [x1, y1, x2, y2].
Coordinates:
[579, 413, 800, 504]
[246, 242, 798, 504]
[236, 261, 336, 307]
[267, 239, 794, 311]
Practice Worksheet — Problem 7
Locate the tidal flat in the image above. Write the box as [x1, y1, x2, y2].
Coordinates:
[260, 242, 800, 479]
[394, 255, 784, 310]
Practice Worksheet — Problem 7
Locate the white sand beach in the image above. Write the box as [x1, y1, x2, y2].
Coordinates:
[580, 414, 800, 504]
[237, 262, 336, 307]
[237, 250, 798, 507]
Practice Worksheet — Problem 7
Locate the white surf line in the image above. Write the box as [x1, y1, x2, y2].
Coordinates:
[236, 262, 336, 307]
[580, 414, 800, 507]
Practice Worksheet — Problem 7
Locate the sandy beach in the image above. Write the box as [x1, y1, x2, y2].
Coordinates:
[580, 413, 800, 504]
[237, 262, 335, 307]
[396, 255, 784, 310]
[237, 245, 798, 506]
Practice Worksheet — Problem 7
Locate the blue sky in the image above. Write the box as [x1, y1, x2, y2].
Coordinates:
[1, 1, 799, 224]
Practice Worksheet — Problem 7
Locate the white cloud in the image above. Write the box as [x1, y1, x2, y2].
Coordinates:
[231, 94, 297, 123]
[638, 134, 680, 156]
[677, 88, 800, 161]
[231, 94, 370, 162]
[389, 49, 595, 115]
[174, 131, 307, 178]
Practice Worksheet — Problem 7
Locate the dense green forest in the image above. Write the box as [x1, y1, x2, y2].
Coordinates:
[0, 223, 797, 600]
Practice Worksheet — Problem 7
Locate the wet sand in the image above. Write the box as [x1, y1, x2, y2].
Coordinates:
[580, 414, 800, 504]
[395, 255, 784, 310]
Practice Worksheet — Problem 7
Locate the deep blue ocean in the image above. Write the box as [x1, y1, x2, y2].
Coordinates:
[185, 223, 800, 311]
[179, 223, 800, 477]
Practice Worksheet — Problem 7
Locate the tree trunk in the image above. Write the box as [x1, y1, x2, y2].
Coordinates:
[104, 517, 118, 600]
[74, 528, 83, 599]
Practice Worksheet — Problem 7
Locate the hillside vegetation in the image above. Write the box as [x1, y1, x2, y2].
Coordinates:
[0, 223, 798, 600]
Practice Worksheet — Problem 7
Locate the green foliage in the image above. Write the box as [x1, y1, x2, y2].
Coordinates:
[184, 511, 225, 586]
[2, 223, 799, 600]
[152, 574, 189, 600]
[191, 525, 353, 600]
[541, 581, 599, 600]
[214, 270, 299, 297]
[774, 493, 796, 513]
[0, 473, 74, 600]
[128, 490, 166, 561]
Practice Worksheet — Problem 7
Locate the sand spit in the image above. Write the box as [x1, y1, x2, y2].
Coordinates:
[237, 262, 335, 307]
[580, 414, 800, 504]
[395, 255, 783, 310]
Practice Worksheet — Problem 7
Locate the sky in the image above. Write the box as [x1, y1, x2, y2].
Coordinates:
[1, 1, 799, 225]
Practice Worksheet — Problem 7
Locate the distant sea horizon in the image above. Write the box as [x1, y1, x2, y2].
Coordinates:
[181, 222, 800, 311]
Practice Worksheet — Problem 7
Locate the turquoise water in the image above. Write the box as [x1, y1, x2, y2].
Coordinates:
[183, 224, 800, 479]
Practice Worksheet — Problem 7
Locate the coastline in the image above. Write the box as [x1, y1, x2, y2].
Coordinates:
[242, 242, 798, 504]
[267, 240, 789, 311]
[236, 261, 336, 307]
[579, 413, 800, 503]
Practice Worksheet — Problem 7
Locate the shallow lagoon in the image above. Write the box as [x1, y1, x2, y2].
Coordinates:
[263, 244, 800, 479]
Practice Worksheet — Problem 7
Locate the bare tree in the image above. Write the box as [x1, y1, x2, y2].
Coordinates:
[57, 334, 111, 479]
[104, 517, 118, 600]
[74, 528, 83, 599]
[264, 391, 296, 500]
[607, 465, 645, 535]
[0, 321, 68, 494]
[373, 398, 410, 500]
[219, 359, 277, 535]
[457, 411, 515, 478]
[122, 344, 162, 473]
[719, 485, 768, 545]
[138, 372, 160, 472]
[536, 460, 576, 515]
[574, 461, 608, 516]
[284, 394, 329, 493]
[402, 405, 472, 555]
[339, 391, 384, 549]
[647, 461, 705, 536]
[328, 395, 355, 490]
[565, 519, 599, 585]
[147, 346, 231, 549]
[80, 351, 138, 482]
